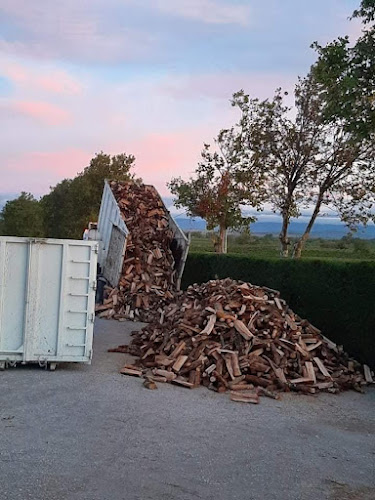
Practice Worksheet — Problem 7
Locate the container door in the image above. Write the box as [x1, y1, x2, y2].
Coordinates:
[103, 225, 127, 287]
[0, 239, 29, 361]
[59, 243, 97, 361]
[25, 241, 97, 363]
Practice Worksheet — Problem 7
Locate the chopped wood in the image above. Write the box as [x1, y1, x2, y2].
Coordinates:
[172, 355, 188, 372]
[230, 391, 259, 404]
[200, 314, 217, 335]
[170, 341, 186, 359]
[149, 375, 167, 383]
[172, 377, 194, 388]
[110, 277, 370, 404]
[313, 357, 331, 378]
[229, 383, 254, 391]
[143, 379, 158, 390]
[153, 369, 176, 381]
[306, 341, 322, 351]
[231, 352, 242, 377]
[233, 319, 254, 340]
[305, 361, 317, 384]
[97, 180, 182, 322]
[120, 366, 143, 377]
[314, 382, 334, 390]
[290, 377, 314, 384]
[363, 365, 374, 383]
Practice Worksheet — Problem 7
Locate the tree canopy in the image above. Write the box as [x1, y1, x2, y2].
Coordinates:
[0, 152, 137, 240]
[169, 128, 265, 253]
[232, 72, 375, 257]
[42, 152, 137, 239]
[312, 0, 375, 139]
[0, 192, 44, 237]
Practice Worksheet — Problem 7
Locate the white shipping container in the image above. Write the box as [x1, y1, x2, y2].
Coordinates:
[0, 237, 98, 369]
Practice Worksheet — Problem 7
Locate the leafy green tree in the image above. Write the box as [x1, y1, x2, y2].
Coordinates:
[233, 74, 375, 258]
[41, 179, 77, 238]
[232, 77, 325, 257]
[0, 192, 44, 237]
[169, 129, 265, 253]
[312, 0, 375, 139]
[42, 152, 137, 239]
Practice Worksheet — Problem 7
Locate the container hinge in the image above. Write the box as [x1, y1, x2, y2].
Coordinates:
[92, 280, 97, 291]
[89, 313, 95, 323]
[92, 244, 99, 254]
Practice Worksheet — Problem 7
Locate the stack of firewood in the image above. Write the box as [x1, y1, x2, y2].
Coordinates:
[112, 278, 373, 403]
[96, 181, 179, 322]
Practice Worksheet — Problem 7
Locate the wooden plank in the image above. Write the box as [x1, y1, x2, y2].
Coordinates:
[120, 367, 143, 377]
[230, 391, 259, 404]
[363, 365, 374, 383]
[200, 314, 217, 335]
[305, 361, 317, 384]
[172, 377, 194, 388]
[313, 357, 331, 378]
[233, 319, 254, 340]
[172, 355, 189, 372]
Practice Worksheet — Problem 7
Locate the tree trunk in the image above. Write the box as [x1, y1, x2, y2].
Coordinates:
[293, 234, 308, 259]
[217, 224, 227, 254]
[279, 213, 290, 258]
[293, 194, 323, 259]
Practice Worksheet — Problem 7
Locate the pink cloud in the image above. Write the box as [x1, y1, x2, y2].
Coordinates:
[11, 100, 71, 125]
[1, 60, 82, 95]
[124, 129, 213, 195]
[1, 149, 92, 193]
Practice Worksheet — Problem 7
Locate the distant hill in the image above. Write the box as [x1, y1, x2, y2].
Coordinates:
[174, 217, 375, 240]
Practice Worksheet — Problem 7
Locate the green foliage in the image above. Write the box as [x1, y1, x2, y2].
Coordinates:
[352, 238, 371, 255]
[188, 232, 375, 259]
[182, 253, 375, 366]
[42, 152, 136, 239]
[169, 129, 265, 252]
[232, 76, 375, 257]
[312, 0, 375, 139]
[0, 192, 44, 237]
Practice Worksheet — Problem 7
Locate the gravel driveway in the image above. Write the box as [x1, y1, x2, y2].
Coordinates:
[1, 319, 374, 500]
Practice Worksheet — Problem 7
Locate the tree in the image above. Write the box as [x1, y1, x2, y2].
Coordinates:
[0, 192, 45, 237]
[232, 77, 324, 257]
[312, 0, 375, 139]
[232, 74, 375, 258]
[168, 128, 265, 253]
[41, 179, 77, 238]
[292, 124, 375, 257]
[42, 152, 137, 239]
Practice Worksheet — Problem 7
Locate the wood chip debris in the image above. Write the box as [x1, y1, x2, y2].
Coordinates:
[111, 278, 372, 403]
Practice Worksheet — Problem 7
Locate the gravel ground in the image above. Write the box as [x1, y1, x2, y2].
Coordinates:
[0, 319, 374, 500]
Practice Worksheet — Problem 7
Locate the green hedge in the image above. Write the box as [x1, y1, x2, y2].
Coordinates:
[182, 253, 375, 367]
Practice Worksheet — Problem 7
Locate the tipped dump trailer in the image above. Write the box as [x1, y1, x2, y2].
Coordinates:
[97, 180, 189, 288]
[0, 237, 98, 369]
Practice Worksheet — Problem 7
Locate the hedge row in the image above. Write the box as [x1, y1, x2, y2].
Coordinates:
[182, 253, 375, 367]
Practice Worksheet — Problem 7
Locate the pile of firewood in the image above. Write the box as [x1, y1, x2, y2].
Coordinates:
[96, 181, 179, 322]
[112, 278, 373, 403]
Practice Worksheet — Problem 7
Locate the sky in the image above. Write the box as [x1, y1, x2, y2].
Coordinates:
[0, 0, 361, 201]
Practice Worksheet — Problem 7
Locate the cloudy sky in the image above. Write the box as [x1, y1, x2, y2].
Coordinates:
[0, 0, 360, 199]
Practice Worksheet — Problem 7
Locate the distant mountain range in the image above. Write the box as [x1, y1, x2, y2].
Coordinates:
[174, 217, 375, 240]
[2, 193, 374, 240]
